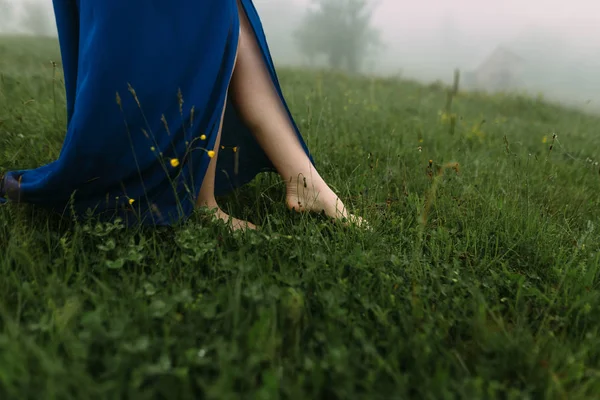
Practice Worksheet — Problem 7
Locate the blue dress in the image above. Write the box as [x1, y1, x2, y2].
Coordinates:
[0, 0, 313, 226]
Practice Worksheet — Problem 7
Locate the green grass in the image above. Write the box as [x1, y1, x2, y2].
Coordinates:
[1, 35, 600, 399]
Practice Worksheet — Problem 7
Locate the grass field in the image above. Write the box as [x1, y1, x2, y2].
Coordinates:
[1, 35, 599, 399]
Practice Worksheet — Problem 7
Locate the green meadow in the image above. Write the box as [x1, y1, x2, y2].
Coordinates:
[1, 36, 599, 399]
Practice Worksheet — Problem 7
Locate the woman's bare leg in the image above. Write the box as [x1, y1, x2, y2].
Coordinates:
[196, 41, 256, 231]
[230, 1, 364, 225]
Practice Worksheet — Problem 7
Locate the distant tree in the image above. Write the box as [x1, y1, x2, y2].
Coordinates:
[294, 0, 382, 74]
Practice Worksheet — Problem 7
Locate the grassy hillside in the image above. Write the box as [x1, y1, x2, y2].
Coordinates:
[1, 35, 599, 399]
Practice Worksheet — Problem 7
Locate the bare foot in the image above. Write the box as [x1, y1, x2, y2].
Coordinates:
[285, 175, 368, 228]
[214, 208, 257, 231]
[199, 206, 257, 231]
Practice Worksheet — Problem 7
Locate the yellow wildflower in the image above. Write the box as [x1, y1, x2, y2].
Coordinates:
[170, 158, 180, 167]
[232, 146, 238, 153]
[200, 134, 206, 140]
[129, 198, 135, 205]
[207, 150, 215, 158]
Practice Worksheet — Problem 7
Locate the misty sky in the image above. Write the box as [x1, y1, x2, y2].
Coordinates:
[3, 0, 600, 108]
[288, 0, 600, 30]
[5, 0, 600, 53]
[284, 0, 600, 52]
[7, 0, 600, 36]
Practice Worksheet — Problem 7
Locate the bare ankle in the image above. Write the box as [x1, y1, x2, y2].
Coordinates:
[196, 197, 219, 210]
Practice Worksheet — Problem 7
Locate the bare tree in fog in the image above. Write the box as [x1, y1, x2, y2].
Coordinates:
[294, 0, 382, 74]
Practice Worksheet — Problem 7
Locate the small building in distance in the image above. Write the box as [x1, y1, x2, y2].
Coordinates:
[463, 46, 525, 92]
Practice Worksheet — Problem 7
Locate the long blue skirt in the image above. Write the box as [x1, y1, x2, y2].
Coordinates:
[0, 0, 313, 226]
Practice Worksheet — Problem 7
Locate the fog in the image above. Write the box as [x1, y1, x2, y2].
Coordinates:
[1, 0, 600, 111]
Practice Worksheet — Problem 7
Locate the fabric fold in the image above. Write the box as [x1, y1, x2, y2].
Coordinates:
[0, 0, 314, 226]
